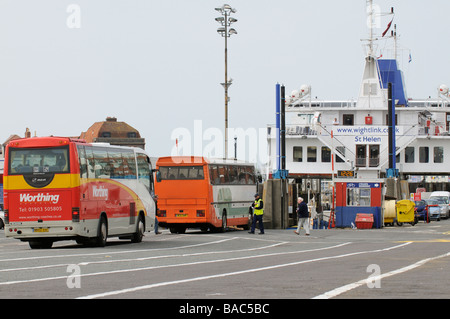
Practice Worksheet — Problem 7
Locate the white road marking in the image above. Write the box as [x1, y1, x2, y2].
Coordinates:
[0, 242, 349, 287]
[0, 236, 237, 263]
[76, 242, 411, 299]
[313, 249, 450, 299]
[0, 241, 286, 273]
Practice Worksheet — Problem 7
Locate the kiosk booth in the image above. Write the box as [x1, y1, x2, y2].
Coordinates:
[335, 178, 384, 228]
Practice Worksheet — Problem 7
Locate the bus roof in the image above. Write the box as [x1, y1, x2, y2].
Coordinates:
[6, 136, 84, 148]
[6, 137, 148, 153]
[156, 156, 255, 166]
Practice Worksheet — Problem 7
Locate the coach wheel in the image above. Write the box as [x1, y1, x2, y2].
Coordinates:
[131, 215, 145, 243]
[169, 226, 186, 234]
[94, 216, 108, 247]
[29, 240, 53, 249]
[221, 211, 228, 232]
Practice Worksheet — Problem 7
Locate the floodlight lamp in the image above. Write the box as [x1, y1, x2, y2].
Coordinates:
[223, 4, 232, 10]
[215, 7, 223, 12]
[229, 28, 237, 35]
[217, 27, 226, 33]
[215, 17, 225, 23]
[228, 17, 237, 23]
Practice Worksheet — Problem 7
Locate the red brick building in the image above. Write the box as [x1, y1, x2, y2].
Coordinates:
[79, 117, 145, 149]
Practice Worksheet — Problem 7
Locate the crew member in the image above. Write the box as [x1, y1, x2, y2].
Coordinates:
[249, 193, 264, 234]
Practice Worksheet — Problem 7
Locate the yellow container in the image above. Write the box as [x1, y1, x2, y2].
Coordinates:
[396, 200, 415, 223]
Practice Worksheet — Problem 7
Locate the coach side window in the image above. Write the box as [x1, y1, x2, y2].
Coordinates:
[228, 166, 238, 184]
[209, 165, 219, 185]
[77, 145, 88, 178]
[137, 154, 151, 192]
[122, 150, 137, 179]
[108, 149, 124, 179]
[246, 166, 255, 184]
[92, 148, 110, 178]
[84, 146, 96, 179]
[218, 166, 229, 184]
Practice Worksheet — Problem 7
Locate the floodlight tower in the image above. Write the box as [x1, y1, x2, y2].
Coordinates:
[215, 4, 237, 159]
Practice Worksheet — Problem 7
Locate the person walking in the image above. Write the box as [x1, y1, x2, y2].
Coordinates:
[294, 197, 310, 236]
[249, 193, 264, 234]
[152, 193, 162, 235]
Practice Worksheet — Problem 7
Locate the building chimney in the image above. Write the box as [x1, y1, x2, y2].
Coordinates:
[25, 128, 31, 138]
[106, 117, 117, 122]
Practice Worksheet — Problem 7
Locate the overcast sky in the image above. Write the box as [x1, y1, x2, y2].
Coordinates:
[0, 0, 449, 160]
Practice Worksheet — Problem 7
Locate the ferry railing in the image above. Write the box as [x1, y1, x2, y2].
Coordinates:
[286, 100, 357, 109]
[285, 100, 450, 109]
[268, 122, 447, 138]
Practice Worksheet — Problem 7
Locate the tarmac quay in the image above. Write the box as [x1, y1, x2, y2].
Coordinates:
[0, 219, 449, 302]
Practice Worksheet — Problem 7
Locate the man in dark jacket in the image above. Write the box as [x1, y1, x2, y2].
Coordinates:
[294, 197, 310, 236]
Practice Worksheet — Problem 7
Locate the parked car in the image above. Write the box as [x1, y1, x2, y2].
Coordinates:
[430, 191, 450, 217]
[424, 199, 442, 221]
[435, 198, 450, 219]
[414, 200, 427, 221]
[430, 191, 450, 201]
[0, 211, 4, 229]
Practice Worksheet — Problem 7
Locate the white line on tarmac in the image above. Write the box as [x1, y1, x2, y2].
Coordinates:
[0, 237, 237, 263]
[0, 241, 287, 273]
[76, 242, 407, 299]
[312, 250, 450, 299]
[0, 242, 349, 287]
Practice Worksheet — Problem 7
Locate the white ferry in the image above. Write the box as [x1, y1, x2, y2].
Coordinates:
[267, 1, 450, 226]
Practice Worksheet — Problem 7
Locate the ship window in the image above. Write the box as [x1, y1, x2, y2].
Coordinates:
[369, 145, 380, 167]
[356, 145, 366, 167]
[321, 147, 331, 163]
[434, 147, 444, 163]
[307, 146, 317, 162]
[419, 147, 429, 163]
[343, 114, 354, 126]
[293, 146, 303, 162]
[405, 147, 414, 163]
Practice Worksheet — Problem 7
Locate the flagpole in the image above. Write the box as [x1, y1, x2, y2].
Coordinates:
[393, 24, 397, 61]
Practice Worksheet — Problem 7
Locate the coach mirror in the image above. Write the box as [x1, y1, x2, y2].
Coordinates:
[153, 169, 161, 183]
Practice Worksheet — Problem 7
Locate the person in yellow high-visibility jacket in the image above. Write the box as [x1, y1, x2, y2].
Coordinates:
[249, 193, 264, 234]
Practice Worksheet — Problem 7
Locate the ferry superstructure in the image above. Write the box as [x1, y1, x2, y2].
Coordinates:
[267, 2, 450, 203]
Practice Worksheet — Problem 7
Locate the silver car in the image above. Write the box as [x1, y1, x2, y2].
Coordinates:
[424, 199, 442, 221]
[434, 198, 450, 219]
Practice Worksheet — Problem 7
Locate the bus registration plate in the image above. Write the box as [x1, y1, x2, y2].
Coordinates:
[33, 228, 49, 233]
[175, 214, 188, 217]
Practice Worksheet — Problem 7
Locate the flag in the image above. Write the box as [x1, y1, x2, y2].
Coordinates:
[382, 18, 393, 37]
[409, 53, 412, 63]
